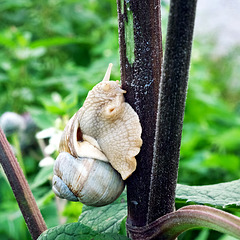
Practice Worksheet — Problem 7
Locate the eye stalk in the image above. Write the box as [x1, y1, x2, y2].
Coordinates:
[102, 63, 113, 82]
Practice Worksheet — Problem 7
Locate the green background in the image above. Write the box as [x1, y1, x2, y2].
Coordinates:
[0, 1, 240, 239]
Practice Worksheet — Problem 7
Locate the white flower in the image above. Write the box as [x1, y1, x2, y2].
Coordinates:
[36, 126, 63, 167]
[39, 156, 55, 167]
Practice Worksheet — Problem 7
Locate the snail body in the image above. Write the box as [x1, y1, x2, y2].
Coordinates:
[52, 64, 142, 206]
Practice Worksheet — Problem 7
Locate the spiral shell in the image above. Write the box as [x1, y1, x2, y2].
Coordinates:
[52, 152, 124, 206]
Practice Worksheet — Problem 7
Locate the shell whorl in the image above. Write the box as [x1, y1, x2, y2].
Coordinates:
[53, 152, 124, 206]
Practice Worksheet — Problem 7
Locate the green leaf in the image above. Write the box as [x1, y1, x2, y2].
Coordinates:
[78, 201, 127, 234]
[37, 222, 129, 240]
[62, 202, 83, 222]
[203, 153, 240, 173]
[0, 0, 31, 12]
[26, 107, 57, 129]
[30, 37, 89, 48]
[30, 165, 53, 189]
[62, 93, 78, 112]
[176, 180, 240, 210]
[211, 128, 240, 151]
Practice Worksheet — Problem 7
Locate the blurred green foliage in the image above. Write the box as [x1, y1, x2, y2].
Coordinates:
[179, 42, 240, 187]
[0, 0, 240, 240]
[178, 41, 240, 240]
[0, 0, 120, 116]
[0, 1, 120, 239]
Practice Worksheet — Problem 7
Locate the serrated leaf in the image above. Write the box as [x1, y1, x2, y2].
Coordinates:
[78, 201, 127, 234]
[37, 222, 129, 240]
[176, 180, 240, 209]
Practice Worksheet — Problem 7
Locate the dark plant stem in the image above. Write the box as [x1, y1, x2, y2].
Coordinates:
[126, 205, 240, 240]
[148, 0, 198, 223]
[117, 0, 163, 227]
[117, 0, 197, 233]
[0, 128, 47, 240]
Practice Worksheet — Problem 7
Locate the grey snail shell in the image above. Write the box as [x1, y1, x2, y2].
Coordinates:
[52, 152, 124, 206]
[52, 64, 142, 207]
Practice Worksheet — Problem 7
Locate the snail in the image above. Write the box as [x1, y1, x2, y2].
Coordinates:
[52, 64, 142, 206]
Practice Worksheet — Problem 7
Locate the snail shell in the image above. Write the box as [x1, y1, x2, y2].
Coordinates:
[52, 64, 142, 206]
[52, 152, 124, 206]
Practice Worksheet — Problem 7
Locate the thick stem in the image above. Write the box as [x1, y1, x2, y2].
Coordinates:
[148, 0, 198, 223]
[117, 0, 163, 227]
[0, 128, 47, 240]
